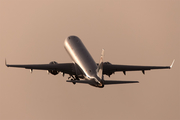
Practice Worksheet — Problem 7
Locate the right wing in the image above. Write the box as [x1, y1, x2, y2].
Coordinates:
[103, 60, 175, 76]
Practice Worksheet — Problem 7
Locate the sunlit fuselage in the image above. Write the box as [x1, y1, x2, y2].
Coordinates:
[64, 36, 104, 87]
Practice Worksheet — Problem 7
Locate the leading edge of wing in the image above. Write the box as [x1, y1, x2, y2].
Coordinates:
[104, 80, 139, 85]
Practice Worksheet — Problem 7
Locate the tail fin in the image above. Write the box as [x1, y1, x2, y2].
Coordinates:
[97, 49, 104, 80]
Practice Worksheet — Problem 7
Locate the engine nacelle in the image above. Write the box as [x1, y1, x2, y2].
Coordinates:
[103, 62, 114, 77]
[48, 61, 59, 75]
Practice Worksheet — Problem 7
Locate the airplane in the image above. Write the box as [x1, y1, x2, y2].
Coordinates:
[6, 36, 175, 88]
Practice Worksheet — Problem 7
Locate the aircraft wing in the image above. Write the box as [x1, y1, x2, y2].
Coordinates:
[6, 60, 75, 75]
[103, 60, 175, 76]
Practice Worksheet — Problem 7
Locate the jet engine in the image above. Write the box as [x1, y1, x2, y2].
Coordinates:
[103, 62, 114, 77]
[48, 61, 59, 75]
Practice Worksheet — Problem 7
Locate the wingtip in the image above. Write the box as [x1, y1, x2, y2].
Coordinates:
[170, 59, 175, 68]
[5, 59, 9, 67]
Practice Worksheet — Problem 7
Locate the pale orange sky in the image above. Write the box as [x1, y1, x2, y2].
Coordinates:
[0, 0, 179, 120]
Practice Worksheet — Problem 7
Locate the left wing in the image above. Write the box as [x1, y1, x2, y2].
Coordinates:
[103, 60, 175, 76]
[6, 60, 75, 75]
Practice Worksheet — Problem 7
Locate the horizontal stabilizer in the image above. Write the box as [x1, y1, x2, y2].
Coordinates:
[66, 80, 91, 84]
[104, 80, 139, 85]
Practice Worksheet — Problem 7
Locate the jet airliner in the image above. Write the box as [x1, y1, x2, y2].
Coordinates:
[6, 36, 174, 88]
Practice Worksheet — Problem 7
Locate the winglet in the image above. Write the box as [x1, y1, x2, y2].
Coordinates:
[170, 59, 175, 68]
[5, 59, 8, 66]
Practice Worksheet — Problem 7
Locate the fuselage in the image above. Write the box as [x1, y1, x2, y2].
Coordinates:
[64, 36, 104, 87]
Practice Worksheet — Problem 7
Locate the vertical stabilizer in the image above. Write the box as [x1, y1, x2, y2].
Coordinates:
[97, 49, 104, 80]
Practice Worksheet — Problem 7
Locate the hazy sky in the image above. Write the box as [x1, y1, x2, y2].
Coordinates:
[0, 0, 179, 120]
